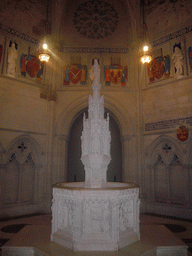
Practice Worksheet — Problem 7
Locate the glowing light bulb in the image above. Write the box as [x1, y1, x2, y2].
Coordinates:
[43, 43, 48, 50]
[143, 45, 149, 52]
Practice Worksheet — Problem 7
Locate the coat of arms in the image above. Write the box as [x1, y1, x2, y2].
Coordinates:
[177, 125, 189, 142]
[63, 65, 87, 85]
[104, 65, 128, 86]
[20, 52, 43, 80]
[147, 55, 170, 82]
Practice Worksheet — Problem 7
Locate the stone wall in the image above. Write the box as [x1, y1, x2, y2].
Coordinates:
[0, 0, 192, 219]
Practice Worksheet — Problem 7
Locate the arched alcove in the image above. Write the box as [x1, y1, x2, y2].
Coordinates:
[1, 135, 44, 207]
[55, 93, 134, 184]
[146, 135, 187, 205]
[67, 108, 122, 182]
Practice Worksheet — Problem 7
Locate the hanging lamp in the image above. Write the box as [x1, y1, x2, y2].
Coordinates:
[38, 0, 51, 62]
[38, 39, 50, 62]
[138, 0, 153, 64]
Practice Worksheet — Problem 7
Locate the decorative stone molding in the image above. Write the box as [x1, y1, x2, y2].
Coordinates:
[145, 135, 191, 207]
[62, 47, 128, 53]
[145, 117, 192, 132]
[152, 24, 192, 47]
[0, 135, 45, 209]
[0, 23, 38, 45]
[81, 60, 111, 188]
[51, 182, 140, 251]
[73, 0, 119, 39]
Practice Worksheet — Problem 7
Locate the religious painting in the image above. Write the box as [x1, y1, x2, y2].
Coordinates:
[63, 65, 87, 85]
[20, 47, 44, 81]
[147, 52, 170, 83]
[177, 125, 189, 142]
[104, 65, 128, 86]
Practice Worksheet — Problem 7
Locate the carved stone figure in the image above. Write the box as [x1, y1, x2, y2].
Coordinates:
[7, 42, 18, 77]
[172, 45, 184, 78]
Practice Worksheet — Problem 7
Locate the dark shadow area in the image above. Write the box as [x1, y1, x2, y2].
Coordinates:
[1, 224, 28, 233]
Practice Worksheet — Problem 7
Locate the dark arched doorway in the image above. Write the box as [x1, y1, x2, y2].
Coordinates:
[67, 108, 122, 182]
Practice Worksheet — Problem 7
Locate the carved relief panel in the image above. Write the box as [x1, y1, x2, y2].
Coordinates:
[147, 137, 189, 206]
[1, 136, 43, 207]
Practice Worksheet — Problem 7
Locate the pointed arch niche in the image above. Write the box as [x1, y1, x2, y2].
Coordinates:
[145, 135, 192, 218]
[54, 95, 135, 185]
[67, 108, 122, 183]
[0, 135, 45, 217]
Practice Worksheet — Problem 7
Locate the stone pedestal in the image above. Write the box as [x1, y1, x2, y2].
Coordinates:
[51, 182, 140, 251]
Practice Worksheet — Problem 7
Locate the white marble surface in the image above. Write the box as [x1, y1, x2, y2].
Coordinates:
[51, 60, 140, 251]
[51, 182, 140, 251]
[81, 59, 111, 189]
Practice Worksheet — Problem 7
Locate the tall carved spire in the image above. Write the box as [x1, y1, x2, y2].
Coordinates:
[81, 59, 111, 188]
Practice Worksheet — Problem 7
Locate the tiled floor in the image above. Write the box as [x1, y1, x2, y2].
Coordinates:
[0, 213, 192, 255]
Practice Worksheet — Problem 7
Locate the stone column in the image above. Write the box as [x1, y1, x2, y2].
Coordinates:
[134, 45, 146, 198]
[43, 53, 57, 201]
[121, 134, 136, 183]
[53, 134, 69, 184]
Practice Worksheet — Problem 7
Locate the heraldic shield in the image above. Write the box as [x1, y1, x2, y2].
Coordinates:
[69, 67, 82, 84]
[177, 125, 189, 142]
[63, 64, 87, 85]
[26, 57, 40, 78]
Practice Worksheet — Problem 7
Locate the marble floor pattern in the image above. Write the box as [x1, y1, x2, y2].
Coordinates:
[0, 213, 192, 255]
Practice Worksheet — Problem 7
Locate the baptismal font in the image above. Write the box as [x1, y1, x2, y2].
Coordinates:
[51, 60, 140, 251]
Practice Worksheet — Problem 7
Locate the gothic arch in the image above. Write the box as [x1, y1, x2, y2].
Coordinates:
[54, 93, 135, 183]
[56, 93, 134, 138]
[5, 134, 43, 165]
[67, 106, 123, 182]
[146, 134, 184, 166]
[56, 0, 137, 47]
[145, 134, 188, 206]
[1, 134, 44, 207]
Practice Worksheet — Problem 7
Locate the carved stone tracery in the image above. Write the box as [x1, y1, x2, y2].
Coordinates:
[51, 60, 140, 251]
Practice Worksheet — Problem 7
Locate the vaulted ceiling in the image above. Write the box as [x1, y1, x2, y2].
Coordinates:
[0, 0, 191, 46]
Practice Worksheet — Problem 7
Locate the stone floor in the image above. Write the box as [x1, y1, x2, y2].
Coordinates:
[0, 213, 192, 255]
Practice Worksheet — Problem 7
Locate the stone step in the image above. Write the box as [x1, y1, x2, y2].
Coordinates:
[140, 224, 188, 256]
[2, 224, 188, 256]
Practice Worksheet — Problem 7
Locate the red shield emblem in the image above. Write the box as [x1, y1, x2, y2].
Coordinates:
[27, 57, 40, 77]
[177, 126, 188, 142]
[151, 59, 165, 79]
[110, 69, 122, 84]
[69, 68, 81, 84]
